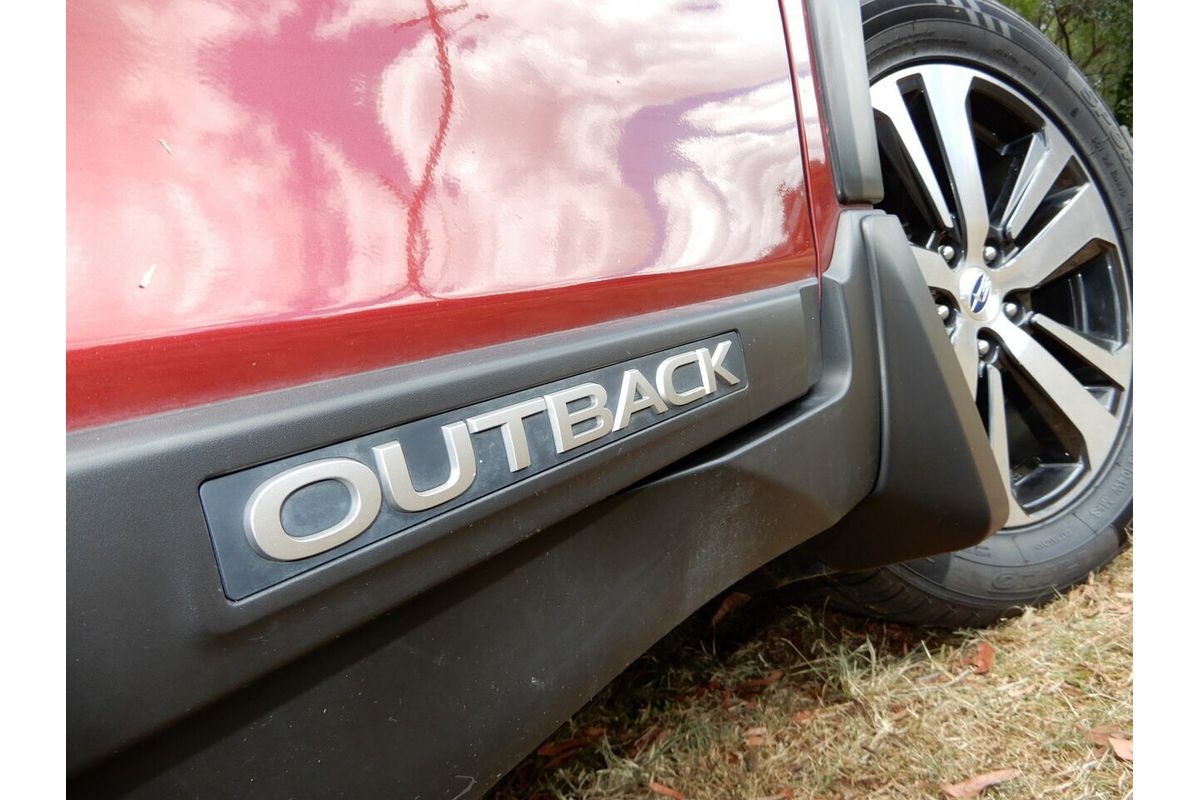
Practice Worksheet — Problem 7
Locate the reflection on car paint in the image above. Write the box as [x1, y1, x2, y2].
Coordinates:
[67, 0, 822, 425]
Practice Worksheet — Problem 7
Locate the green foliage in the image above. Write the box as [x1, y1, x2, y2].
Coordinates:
[1005, 0, 1133, 129]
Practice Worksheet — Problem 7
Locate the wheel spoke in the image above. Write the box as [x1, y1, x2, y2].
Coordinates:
[999, 183, 1116, 291]
[1030, 313, 1131, 389]
[950, 322, 981, 401]
[992, 317, 1119, 466]
[912, 245, 957, 295]
[872, 77, 955, 231]
[985, 364, 1031, 527]
[921, 67, 990, 262]
[1001, 125, 1072, 241]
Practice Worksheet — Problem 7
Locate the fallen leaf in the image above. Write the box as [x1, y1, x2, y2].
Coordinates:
[649, 781, 686, 799]
[790, 710, 815, 723]
[545, 748, 585, 770]
[940, 768, 1021, 797]
[745, 727, 769, 736]
[1085, 726, 1114, 758]
[745, 735, 766, 747]
[536, 737, 590, 758]
[1108, 736, 1133, 761]
[711, 592, 752, 626]
[1084, 724, 1130, 746]
[739, 670, 784, 690]
[965, 642, 996, 675]
[1115, 591, 1133, 600]
[629, 727, 668, 759]
[1114, 604, 1132, 614]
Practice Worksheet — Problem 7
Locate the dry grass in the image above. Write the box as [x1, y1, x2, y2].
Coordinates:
[488, 549, 1132, 799]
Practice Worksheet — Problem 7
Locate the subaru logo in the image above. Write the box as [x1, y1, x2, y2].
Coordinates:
[968, 273, 992, 314]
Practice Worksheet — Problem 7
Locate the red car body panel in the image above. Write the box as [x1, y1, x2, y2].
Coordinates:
[66, 0, 837, 430]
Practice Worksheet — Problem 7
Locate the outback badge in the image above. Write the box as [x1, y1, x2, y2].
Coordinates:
[201, 334, 747, 598]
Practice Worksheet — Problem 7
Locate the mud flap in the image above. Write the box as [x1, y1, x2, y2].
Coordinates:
[772, 214, 1008, 574]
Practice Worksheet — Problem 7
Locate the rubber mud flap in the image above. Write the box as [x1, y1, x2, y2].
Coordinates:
[793, 214, 1008, 571]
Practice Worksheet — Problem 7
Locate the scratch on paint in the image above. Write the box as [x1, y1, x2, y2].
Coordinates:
[139, 263, 159, 289]
[404, 0, 457, 294]
[157, 138, 173, 156]
[390, 1, 466, 31]
[449, 775, 476, 800]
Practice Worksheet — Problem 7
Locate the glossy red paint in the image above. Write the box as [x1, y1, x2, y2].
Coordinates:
[67, 0, 825, 429]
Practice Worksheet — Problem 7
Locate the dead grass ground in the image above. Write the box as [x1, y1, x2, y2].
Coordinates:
[487, 548, 1132, 799]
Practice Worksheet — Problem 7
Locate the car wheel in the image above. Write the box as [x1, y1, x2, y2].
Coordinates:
[815, 0, 1133, 626]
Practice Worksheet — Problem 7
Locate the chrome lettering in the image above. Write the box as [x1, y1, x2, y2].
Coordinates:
[544, 382, 614, 453]
[231, 338, 745, 569]
[613, 368, 668, 431]
[466, 397, 547, 472]
[699, 339, 741, 392]
[656, 351, 706, 406]
[244, 459, 382, 562]
[372, 422, 477, 512]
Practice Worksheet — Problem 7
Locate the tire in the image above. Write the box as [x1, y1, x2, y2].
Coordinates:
[813, 0, 1133, 627]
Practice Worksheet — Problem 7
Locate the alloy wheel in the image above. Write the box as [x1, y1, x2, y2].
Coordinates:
[871, 64, 1132, 527]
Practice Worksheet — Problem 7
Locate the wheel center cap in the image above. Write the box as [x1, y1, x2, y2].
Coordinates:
[958, 267, 998, 321]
